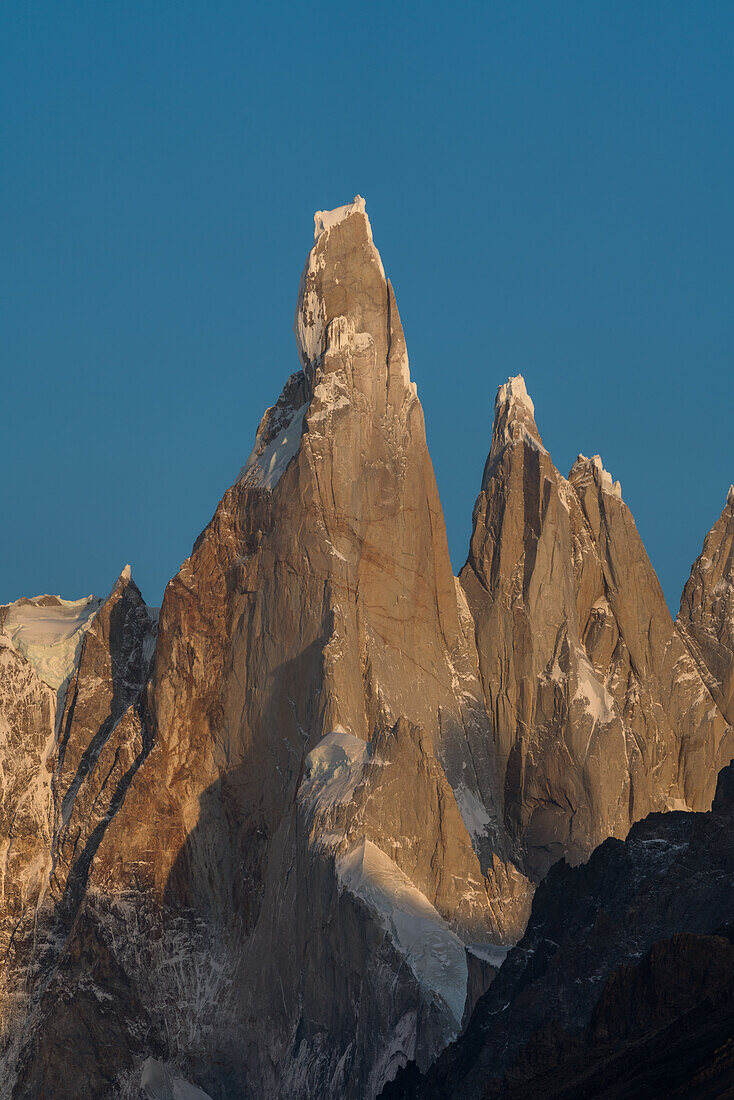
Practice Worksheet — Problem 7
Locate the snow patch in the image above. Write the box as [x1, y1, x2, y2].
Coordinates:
[326, 542, 348, 563]
[557, 476, 575, 514]
[511, 423, 547, 454]
[454, 783, 491, 843]
[467, 942, 512, 968]
[574, 453, 622, 499]
[141, 1058, 213, 1100]
[336, 839, 468, 1025]
[591, 454, 622, 499]
[300, 729, 370, 812]
[496, 375, 535, 418]
[454, 578, 474, 634]
[493, 376, 548, 457]
[309, 370, 352, 427]
[314, 195, 367, 240]
[2, 595, 101, 691]
[239, 404, 308, 491]
[295, 272, 327, 367]
[308, 394, 350, 424]
[574, 654, 616, 726]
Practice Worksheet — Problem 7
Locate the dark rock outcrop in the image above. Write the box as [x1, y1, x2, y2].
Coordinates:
[383, 762, 734, 1100]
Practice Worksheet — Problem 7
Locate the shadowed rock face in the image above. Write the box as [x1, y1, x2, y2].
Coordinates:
[459, 380, 733, 879]
[382, 761, 734, 1100]
[679, 488, 734, 725]
[0, 200, 732, 1100]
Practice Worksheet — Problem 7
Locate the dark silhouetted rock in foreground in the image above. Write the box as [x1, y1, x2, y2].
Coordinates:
[382, 761, 734, 1100]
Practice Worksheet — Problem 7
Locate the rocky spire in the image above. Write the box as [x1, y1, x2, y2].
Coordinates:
[486, 374, 545, 474]
[569, 452, 622, 499]
[241, 196, 416, 495]
[678, 485, 734, 723]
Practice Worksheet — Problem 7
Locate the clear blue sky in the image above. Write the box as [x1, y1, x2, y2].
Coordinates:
[2, 2, 733, 610]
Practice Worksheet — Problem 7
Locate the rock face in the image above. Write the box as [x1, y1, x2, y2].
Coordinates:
[0, 198, 732, 1100]
[383, 761, 734, 1100]
[678, 487, 734, 724]
[459, 379, 733, 878]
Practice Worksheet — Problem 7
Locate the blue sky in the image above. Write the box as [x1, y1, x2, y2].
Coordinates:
[2, 2, 732, 609]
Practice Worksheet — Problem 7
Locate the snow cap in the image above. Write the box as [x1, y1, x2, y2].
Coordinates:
[728, 485, 734, 506]
[486, 375, 546, 472]
[495, 374, 535, 418]
[571, 454, 622, 500]
[314, 196, 367, 241]
[591, 455, 622, 499]
[295, 195, 387, 371]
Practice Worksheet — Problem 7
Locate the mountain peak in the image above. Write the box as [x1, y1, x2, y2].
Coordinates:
[728, 484, 734, 507]
[295, 195, 386, 373]
[110, 562, 142, 597]
[488, 374, 545, 469]
[294, 196, 414, 414]
[569, 452, 622, 500]
[495, 374, 535, 419]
